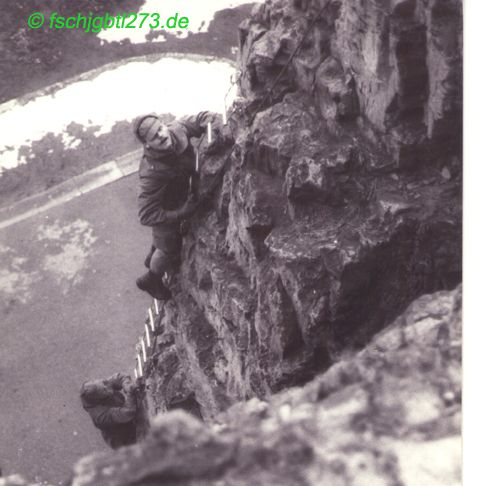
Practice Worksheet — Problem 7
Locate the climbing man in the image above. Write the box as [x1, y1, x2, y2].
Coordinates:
[133, 111, 220, 300]
[80, 373, 138, 449]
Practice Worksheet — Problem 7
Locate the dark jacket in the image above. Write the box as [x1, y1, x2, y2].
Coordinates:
[137, 112, 212, 227]
[81, 373, 137, 449]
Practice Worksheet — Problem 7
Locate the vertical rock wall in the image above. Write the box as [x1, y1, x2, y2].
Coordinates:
[0, 1, 462, 483]
[70, 286, 462, 486]
[147, 0, 462, 419]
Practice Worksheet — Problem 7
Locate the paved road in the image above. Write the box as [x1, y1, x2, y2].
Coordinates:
[0, 174, 155, 484]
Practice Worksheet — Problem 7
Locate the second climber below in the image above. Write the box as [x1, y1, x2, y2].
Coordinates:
[133, 111, 217, 300]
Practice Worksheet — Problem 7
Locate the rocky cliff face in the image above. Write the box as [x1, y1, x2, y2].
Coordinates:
[70, 286, 462, 486]
[146, 0, 462, 418]
[1, 287, 463, 484]
[0, 0, 462, 484]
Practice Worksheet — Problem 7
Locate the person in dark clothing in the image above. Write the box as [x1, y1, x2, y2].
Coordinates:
[80, 373, 137, 449]
[133, 111, 216, 300]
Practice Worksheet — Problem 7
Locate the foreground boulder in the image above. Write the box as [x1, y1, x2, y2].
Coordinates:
[68, 286, 460, 486]
[0, 0, 462, 483]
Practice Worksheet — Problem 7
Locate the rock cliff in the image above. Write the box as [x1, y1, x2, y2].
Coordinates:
[146, 0, 462, 418]
[0, 287, 463, 484]
[0, 0, 462, 484]
[72, 286, 462, 485]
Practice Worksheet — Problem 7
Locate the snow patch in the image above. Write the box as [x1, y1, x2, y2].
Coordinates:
[38, 219, 98, 293]
[0, 57, 237, 171]
[0, 246, 39, 304]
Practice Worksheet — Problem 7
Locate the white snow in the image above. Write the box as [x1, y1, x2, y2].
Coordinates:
[98, 0, 257, 44]
[0, 57, 237, 171]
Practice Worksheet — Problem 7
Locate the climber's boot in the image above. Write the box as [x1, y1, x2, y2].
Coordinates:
[136, 271, 172, 300]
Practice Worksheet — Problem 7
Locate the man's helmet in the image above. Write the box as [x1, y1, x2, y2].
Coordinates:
[134, 114, 163, 143]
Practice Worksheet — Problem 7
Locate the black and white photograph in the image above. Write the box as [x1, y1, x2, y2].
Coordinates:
[0, 0, 467, 484]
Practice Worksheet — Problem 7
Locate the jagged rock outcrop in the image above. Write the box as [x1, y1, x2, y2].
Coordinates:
[239, 0, 462, 168]
[64, 286, 461, 485]
[0, 2, 462, 482]
[144, 0, 462, 417]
